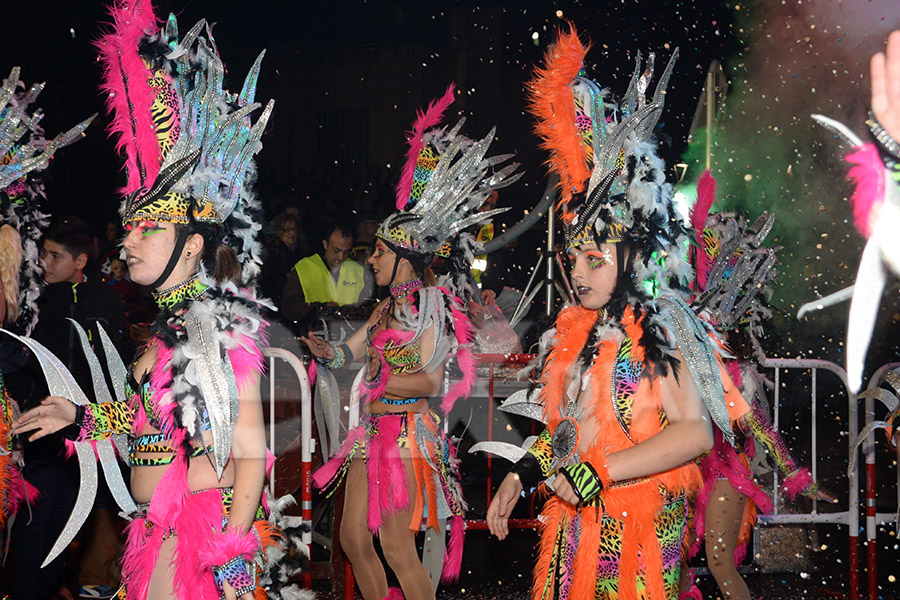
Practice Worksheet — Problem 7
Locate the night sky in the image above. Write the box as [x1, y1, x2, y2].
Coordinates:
[3, 0, 900, 367]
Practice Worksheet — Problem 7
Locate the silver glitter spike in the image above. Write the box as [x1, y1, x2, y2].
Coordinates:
[811, 113, 864, 147]
[0, 330, 111, 565]
[42, 444, 98, 567]
[497, 388, 545, 422]
[66, 320, 136, 513]
[239, 50, 266, 107]
[182, 308, 239, 478]
[67, 319, 113, 404]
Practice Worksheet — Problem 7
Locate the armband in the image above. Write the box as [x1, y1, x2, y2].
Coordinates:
[559, 462, 605, 504]
[510, 429, 554, 496]
[212, 556, 255, 599]
[199, 529, 260, 599]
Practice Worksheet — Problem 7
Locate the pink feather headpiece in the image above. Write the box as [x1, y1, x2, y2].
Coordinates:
[96, 1, 165, 196]
[395, 84, 458, 211]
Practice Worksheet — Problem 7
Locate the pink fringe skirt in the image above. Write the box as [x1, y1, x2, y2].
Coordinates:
[313, 409, 467, 581]
[118, 487, 268, 600]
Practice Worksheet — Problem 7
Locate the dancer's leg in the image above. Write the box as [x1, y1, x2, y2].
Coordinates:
[379, 454, 435, 600]
[340, 458, 389, 600]
[705, 479, 751, 600]
[146, 536, 176, 600]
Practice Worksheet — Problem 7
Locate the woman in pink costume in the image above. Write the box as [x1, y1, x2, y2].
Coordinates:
[680, 174, 824, 600]
[306, 86, 519, 600]
[11, 2, 294, 598]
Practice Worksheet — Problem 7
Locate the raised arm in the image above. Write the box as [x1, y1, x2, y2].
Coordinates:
[871, 30, 900, 143]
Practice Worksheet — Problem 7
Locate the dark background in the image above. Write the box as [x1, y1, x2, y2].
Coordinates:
[3, 0, 899, 372]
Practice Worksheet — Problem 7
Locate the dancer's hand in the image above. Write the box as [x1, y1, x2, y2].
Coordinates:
[12, 396, 76, 441]
[552, 473, 580, 507]
[809, 486, 838, 504]
[487, 472, 522, 540]
[871, 30, 900, 142]
[300, 332, 334, 360]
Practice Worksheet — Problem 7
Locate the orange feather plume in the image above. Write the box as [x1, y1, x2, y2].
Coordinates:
[527, 24, 592, 219]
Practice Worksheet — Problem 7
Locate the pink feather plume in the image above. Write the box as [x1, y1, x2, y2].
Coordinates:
[691, 429, 773, 564]
[782, 467, 815, 500]
[846, 143, 885, 239]
[365, 415, 409, 532]
[440, 514, 465, 582]
[691, 170, 717, 290]
[96, 1, 163, 195]
[312, 427, 365, 490]
[395, 84, 456, 210]
[439, 294, 477, 414]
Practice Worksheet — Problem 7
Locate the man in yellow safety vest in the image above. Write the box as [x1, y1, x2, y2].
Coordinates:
[280, 222, 371, 331]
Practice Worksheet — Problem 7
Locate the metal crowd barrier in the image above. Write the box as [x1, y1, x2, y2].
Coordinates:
[464, 353, 541, 533]
[754, 359, 857, 599]
[313, 353, 870, 598]
[858, 362, 900, 600]
[263, 347, 314, 589]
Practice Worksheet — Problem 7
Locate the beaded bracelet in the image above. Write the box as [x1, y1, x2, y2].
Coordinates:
[318, 343, 351, 369]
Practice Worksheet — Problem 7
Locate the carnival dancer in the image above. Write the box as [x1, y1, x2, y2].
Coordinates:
[9, 2, 303, 599]
[305, 85, 520, 600]
[680, 175, 825, 600]
[485, 27, 748, 600]
[802, 29, 900, 394]
[0, 66, 93, 574]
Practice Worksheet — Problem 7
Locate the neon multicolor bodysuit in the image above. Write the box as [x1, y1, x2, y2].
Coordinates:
[526, 305, 746, 600]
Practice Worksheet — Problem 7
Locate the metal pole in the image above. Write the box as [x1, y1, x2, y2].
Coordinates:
[545, 206, 555, 316]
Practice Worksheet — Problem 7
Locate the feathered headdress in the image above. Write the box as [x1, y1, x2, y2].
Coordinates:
[97, 1, 273, 286]
[0, 67, 94, 334]
[689, 171, 779, 334]
[528, 25, 690, 301]
[377, 85, 521, 289]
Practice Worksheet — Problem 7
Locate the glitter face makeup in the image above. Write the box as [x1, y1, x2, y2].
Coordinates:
[585, 248, 614, 270]
[125, 220, 165, 237]
[568, 242, 619, 311]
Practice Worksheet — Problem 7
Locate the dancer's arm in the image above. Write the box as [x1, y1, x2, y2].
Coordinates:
[606, 350, 714, 480]
[554, 350, 714, 505]
[302, 298, 388, 365]
[227, 371, 267, 533]
[12, 395, 132, 442]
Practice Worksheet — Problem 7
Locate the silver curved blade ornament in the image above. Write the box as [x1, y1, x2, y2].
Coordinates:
[67, 320, 136, 514]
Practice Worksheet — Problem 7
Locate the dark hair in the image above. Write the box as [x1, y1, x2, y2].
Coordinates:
[45, 217, 94, 261]
[175, 221, 242, 285]
[322, 221, 354, 243]
[273, 212, 299, 232]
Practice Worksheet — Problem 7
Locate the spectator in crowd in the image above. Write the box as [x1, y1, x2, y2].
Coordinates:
[6, 217, 128, 600]
[259, 211, 305, 305]
[280, 221, 372, 333]
[349, 214, 379, 265]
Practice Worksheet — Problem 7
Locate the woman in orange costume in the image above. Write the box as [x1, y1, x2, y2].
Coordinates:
[486, 27, 748, 600]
